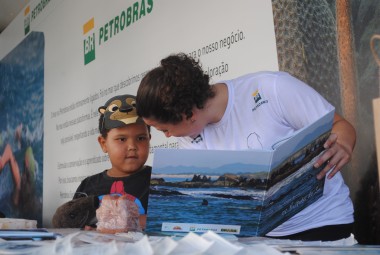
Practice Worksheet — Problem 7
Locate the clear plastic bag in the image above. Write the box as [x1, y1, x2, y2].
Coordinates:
[96, 194, 140, 234]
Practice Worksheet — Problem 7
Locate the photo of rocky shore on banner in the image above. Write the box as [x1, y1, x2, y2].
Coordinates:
[147, 110, 334, 236]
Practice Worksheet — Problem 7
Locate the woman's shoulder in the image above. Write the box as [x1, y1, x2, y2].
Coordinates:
[223, 71, 289, 88]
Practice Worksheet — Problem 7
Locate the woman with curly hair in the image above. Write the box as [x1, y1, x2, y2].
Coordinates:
[136, 53, 356, 241]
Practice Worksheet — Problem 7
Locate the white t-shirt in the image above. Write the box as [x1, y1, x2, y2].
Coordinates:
[178, 71, 353, 236]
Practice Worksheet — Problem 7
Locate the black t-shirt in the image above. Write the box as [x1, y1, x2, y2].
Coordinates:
[73, 166, 151, 213]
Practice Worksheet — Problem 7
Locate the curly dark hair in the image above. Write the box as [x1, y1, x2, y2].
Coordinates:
[136, 53, 215, 124]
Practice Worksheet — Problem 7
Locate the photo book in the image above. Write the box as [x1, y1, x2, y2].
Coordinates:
[147, 110, 334, 236]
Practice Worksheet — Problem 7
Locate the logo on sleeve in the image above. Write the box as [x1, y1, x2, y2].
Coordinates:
[23, 0, 51, 36]
[251, 89, 268, 112]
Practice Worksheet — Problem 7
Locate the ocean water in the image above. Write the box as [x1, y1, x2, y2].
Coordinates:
[147, 159, 324, 237]
[147, 185, 265, 235]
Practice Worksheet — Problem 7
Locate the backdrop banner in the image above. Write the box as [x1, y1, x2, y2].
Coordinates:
[0, 0, 278, 227]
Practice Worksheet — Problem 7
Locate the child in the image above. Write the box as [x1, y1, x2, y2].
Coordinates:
[52, 94, 151, 230]
[136, 53, 356, 241]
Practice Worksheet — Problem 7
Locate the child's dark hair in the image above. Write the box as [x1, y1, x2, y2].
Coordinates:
[136, 53, 215, 124]
[98, 113, 108, 138]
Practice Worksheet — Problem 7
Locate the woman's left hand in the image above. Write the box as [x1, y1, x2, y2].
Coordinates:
[313, 133, 353, 180]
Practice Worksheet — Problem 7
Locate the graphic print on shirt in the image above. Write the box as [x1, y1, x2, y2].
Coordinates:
[246, 132, 263, 149]
[110, 180, 125, 194]
[251, 89, 268, 112]
[108, 180, 145, 214]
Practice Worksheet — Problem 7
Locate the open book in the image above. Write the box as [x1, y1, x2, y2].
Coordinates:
[147, 110, 334, 236]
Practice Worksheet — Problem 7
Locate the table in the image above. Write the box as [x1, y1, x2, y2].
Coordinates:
[0, 228, 379, 255]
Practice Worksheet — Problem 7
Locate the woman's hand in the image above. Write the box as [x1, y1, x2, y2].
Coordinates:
[313, 113, 356, 180]
[314, 133, 352, 180]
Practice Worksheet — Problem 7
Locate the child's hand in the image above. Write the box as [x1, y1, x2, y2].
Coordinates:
[84, 225, 96, 231]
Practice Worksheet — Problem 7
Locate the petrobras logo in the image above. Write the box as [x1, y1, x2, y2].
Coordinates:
[252, 89, 262, 103]
[24, 6, 31, 35]
[83, 18, 96, 65]
[23, 0, 51, 35]
[82, 0, 154, 66]
[251, 89, 268, 112]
